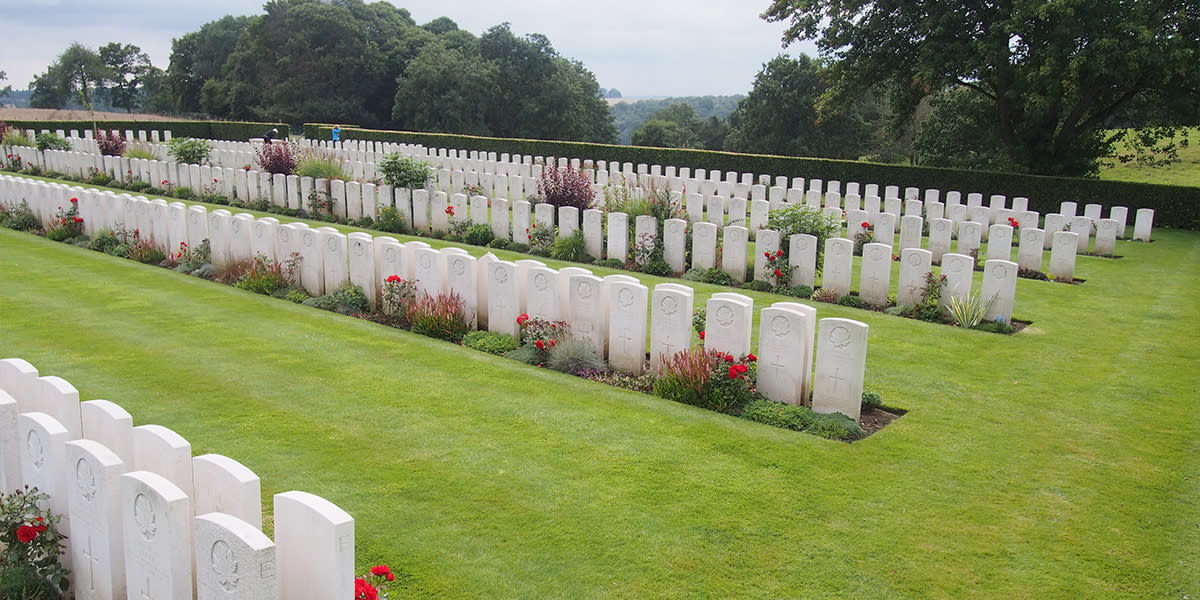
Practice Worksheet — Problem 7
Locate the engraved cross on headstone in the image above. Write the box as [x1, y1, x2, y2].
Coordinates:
[82, 536, 100, 592]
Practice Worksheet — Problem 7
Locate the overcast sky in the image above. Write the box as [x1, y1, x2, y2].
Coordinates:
[0, 0, 818, 98]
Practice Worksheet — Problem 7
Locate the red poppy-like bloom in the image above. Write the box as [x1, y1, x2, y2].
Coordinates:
[747, 353, 756, 362]
[32, 517, 47, 533]
[548, 339, 556, 347]
[386, 274, 402, 283]
[445, 206, 455, 216]
[70, 197, 78, 203]
[724, 354, 734, 363]
[763, 251, 771, 258]
[776, 249, 783, 256]
[16, 525, 37, 543]
[354, 578, 378, 600]
[161, 179, 169, 185]
[861, 221, 870, 228]
[535, 340, 545, 350]
[736, 364, 748, 374]
[699, 330, 705, 340]
[73, 216, 83, 223]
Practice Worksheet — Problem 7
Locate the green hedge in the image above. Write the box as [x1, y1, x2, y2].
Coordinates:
[3, 119, 289, 142]
[308, 124, 1200, 230]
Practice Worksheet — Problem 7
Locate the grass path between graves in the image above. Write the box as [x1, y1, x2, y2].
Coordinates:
[2, 225, 1199, 599]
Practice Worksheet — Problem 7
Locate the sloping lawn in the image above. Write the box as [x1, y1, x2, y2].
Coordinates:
[1, 225, 1197, 599]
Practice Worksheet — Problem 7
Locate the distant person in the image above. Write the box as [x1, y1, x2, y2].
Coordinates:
[332, 125, 341, 143]
[264, 127, 279, 144]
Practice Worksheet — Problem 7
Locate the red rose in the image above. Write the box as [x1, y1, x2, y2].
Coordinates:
[535, 340, 545, 350]
[386, 274, 402, 283]
[354, 578, 378, 600]
[73, 216, 83, 223]
[16, 525, 37, 543]
[861, 221, 869, 228]
[736, 364, 748, 374]
[699, 330, 705, 340]
[548, 339, 556, 347]
[370, 565, 391, 577]
[763, 251, 771, 258]
[774, 269, 783, 278]
[728, 367, 738, 379]
[747, 353, 756, 362]
[517, 313, 529, 325]
[724, 354, 734, 363]
[70, 197, 78, 203]
[776, 249, 784, 256]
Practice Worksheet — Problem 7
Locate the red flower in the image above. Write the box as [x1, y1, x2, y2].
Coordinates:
[763, 251, 771, 258]
[70, 197, 78, 203]
[535, 340, 545, 350]
[724, 354, 734, 363]
[445, 206, 455, 216]
[1011, 220, 1020, 228]
[768, 254, 776, 262]
[354, 578, 378, 600]
[548, 339, 556, 347]
[776, 249, 784, 256]
[244, 165, 251, 171]
[728, 366, 739, 379]
[736, 364, 748, 374]
[213, 178, 219, 183]
[386, 274, 402, 283]
[370, 565, 391, 577]
[161, 179, 169, 185]
[32, 517, 47, 533]
[517, 313, 529, 325]
[16, 525, 37, 543]
[861, 221, 870, 228]
[747, 353, 757, 362]
[699, 330, 705, 340]
[774, 269, 783, 278]
[73, 216, 83, 223]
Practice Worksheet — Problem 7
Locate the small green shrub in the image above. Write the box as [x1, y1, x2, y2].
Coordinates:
[379, 153, 431, 189]
[0, 486, 70, 597]
[376, 206, 407, 233]
[463, 331, 521, 355]
[464, 224, 495, 246]
[837, 294, 864, 308]
[740, 399, 816, 431]
[34, 132, 70, 151]
[235, 253, 301, 296]
[808, 412, 864, 440]
[947, 292, 998, 328]
[503, 344, 543, 365]
[810, 287, 839, 303]
[545, 337, 606, 374]
[642, 258, 671, 276]
[790, 284, 814, 298]
[1, 200, 41, 232]
[123, 146, 157, 160]
[550, 229, 589, 262]
[682, 268, 734, 286]
[742, 280, 771, 292]
[2, 129, 31, 147]
[172, 187, 194, 200]
[166, 137, 211, 165]
[487, 238, 512, 250]
[303, 283, 370, 315]
[89, 230, 120, 254]
[862, 389, 883, 411]
[593, 258, 623, 269]
[284, 288, 310, 304]
[507, 242, 531, 253]
[767, 205, 840, 265]
[295, 150, 349, 180]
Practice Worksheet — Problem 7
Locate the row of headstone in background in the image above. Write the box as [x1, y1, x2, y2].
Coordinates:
[18, 135, 1160, 252]
[0, 358, 354, 600]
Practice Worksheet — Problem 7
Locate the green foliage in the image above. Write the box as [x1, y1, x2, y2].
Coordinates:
[464, 224, 495, 246]
[0, 201, 41, 232]
[643, 259, 671, 276]
[947, 292, 998, 328]
[862, 389, 884, 411]
[29, 42, 107, 111]
[914, 88, 1012, 172]
[503, 344, 543, 365]
[808, 412, 864, 440]
[0, 487, 70, 598]
[379, 153, 431, 189]
[724, 55, 870, 159]
[837, 294, 863, 308]
[630, 103, 704, 149]
[810, 288, 839, 303]
[166, 15, 252, 114]
[740, 398, 816, 431]
[790, 284, 814, 298]
[122, 146, 157, 160]
[2, 119, 285, 143]
[3, 129, 31, 147]
[376, 206, 407, 234]
[742, 280, 771, 292]
[682, 268, 734, 286]
[763, 0, 1200, 176]
[462, 331, 521, 355]
[610, 95, 741, 146]
[767, 204, 840, 265]
[544, 337, 607, 374]
[34, 132, 70, 152]
[167, 137, 211, 165]
[295, 150, 349, 180]
[235, 253, 301, 296]
[654, 349, 759, 414]
[302, 283, 370, 315]
[550, 229, 589, 262]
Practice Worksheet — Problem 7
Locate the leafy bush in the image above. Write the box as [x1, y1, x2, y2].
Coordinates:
[376, 206, 407, 233]
[593, 257, 623, 269]
[464, 223, 495, 246]
[303, 283, 370, 315]
[790, 284, 814, 298]
[0, 486, 70, 598]
[862, 389, 883, 411]
[379, 153, 431, 189]
[550, 229, 590, 262]
[808, 412, 864, 440]
[34, 132, 70, 151]
[487, 238, 512, 250]
[741, 399, 817, 431]
[463, 331, 521, 355]
[810, 287, 839, 303]
[545, 336, 606, 374]
[643, 258, 671, 276]
[537, 163, 595, 210]
[89, 230, 120, 254]
[503, 344, 543, 365]
[255, 141, 300, 174]
[0, 200, 40, 232]
[166, 137, 211, 165]
[295, 150, 349, 180]
[653, 348, 759, 413]
[235, 253, 301, 296]
[2, 128, 31, 147]
[767, 205, 841, 266]
[172, 187, 194, 200]
[406, 292, 472, 343]
[123, 146, 157, 160]
[682, 268, 734, 286]
[837, 294, 863, 308]
[742, 280, 771, 292]
[94, 129, 127, 156]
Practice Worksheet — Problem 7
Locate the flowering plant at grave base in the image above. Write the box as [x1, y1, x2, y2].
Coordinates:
[85, 166, 113, 186]
[528, 221, 555, 252]
[0, 486, 71, 598]
[306, 190, 334, 220]
[517, 314, 567, 363]
[380, 274, 419, 319]
[853, 221, 874, 255]
[652, 348, 760, 413]
[5, 152, 25, 171]
[46, 198, 84, 241]
[354, 563, 395, 600]
[1006, 216, 1020, 229]
[763, 248, 794, 292]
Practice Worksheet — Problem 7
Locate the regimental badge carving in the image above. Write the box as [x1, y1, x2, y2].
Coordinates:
[770, 315, 791, 337]
[134, 493, 157, 540]
[991, 264, 1009, 279]
[577, 281, 593, 299]
[26, 431, 44, 469]
[716, 305, 735, 328]
[75, 458, 97, 502]
[384, 247, 398, 263]
[533, 273, 549, 291]
[660, 296, 679, 316]
[211, 540, 239, 592]
[452, 260, 466, 277]
[352, 242, 365, 257]
[420, 254, 433, 269]
[617, 288, 634, 308]
[829, 325, 851, 350]
[493, 266, 509, 285]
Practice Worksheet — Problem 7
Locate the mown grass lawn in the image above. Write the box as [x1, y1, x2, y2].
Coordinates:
[1, 221, 1198, 599]
[1099, 127, 1200, 187]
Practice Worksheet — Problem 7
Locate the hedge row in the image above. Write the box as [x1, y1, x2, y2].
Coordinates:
[306, 124, 1200, 231]
[3, 119, 290, 143]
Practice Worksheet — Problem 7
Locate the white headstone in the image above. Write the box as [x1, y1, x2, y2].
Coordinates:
[298, 226, 325, 296]
[347, 232, 376, 308]
[445, 251, 478, 327]
[859, 243, 892, 306]
[649, 284, 695, 371]
[608, 281, 649, 374]
[20, 412, 71, 542]
[66, 438, 127, 600]
[1095, 218, 1119, 256]
[81, 399, 134, 466]
[34, 375, 82, 439]
[274, 491, 354, 600]
[0, 390, 17, 492]
[1133, 208, 1154, 242]
[812, 318, 869, 422]
[789, 234, 817, 288]
[1017, 227, 1045, 272]
[705, 293, 753, 358]
[691, 222, 717, 270]
[875, 212, 896, 248]
[1042, 213, 1065, 249]
[319, 228, 349, 295]
[1069, 215, 1092, 253]
[939, 253, 974, 309]
[193, 454, 262, 529]
[981, 259, 1018, 323]
[525, 267, 560, 322]
[607, 212, 629, 264]
[133, 424, 194, 502]
[897, 248, 933, 306]
[722, 226, 749, 283]
[487, 261, 520, 337]
[568, 274, 607, 355]
[821, 238, 854, 297]
[757, 303, 817, 405]
[987, 224, 1014, 262]
[957, 221, 983, 258]
[194, 512, 278, 600]
[1049, 231, 1079, 282]
[582, 208, 603, 260]
[121, 471, 193, 600]
[1110, 206, 1128, 239]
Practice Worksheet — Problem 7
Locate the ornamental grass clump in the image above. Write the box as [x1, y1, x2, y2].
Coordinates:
[0, 486, 70, 599]
[235, 252, 302, 297]
[406, 291, 472, 343]
[537, 163, 594, 211]
[653, 348, 759, 413]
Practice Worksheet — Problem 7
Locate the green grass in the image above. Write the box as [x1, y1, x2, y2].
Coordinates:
[2, 220, 1200, 598]
[1099, 127, 1200, 187]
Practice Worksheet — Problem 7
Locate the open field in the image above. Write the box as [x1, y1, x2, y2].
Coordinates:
[1, 196, 1199, 597]
[1098, 127, 1200, 187]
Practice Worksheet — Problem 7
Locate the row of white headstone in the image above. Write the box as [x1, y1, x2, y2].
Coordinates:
[0, 358, 355, 600]
[1, 174, 873, 421]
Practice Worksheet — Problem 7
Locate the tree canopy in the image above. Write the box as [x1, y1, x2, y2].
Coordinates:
[762, 0, 1200, 176]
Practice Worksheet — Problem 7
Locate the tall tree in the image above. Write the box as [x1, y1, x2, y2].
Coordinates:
[0, 70, 11, 100]
[393, 38, 496, 135]
[762, 0, 1200, 176]
[29, 43, 108, 111]
[724, 55, 868, 159]
[630, 103, 703, 148]
[166, 15, 253, 114]
[98, 43, 154, 112]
